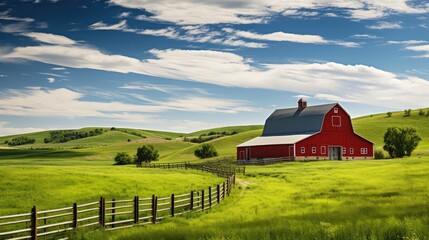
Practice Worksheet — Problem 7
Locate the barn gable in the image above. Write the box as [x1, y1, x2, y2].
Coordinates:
[262, 103, 336, 136]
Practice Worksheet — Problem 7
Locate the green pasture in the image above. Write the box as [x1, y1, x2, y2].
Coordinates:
[79, 156, 429, 240]
[0, 164, 223, 215]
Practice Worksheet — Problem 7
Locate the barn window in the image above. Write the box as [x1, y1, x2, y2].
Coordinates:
[360, 148, 368, 154]
[332, 116, 341, 127]
[350, 148, 354, 155]
[301, 147, 305, 154]
[334, 108, 338, 113]
[312, 147, 316, 154]
[342, 147, 346, 154]
[321, 146, 326, 154]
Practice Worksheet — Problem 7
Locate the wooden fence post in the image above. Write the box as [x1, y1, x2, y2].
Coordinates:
[112, 199, 115, 228]
[226, 179, 230, 196]
[99, 197, 105, 227]
[209, 187, 212, 208]
[171, 194, 175, 217]
[134, 196, 139, 224]
[222, 182, 226, 199]
[152, 195, 157, 224]
[31, 206, 37, 240]
[217, 185, 220, 204]
[72, 203, 78, 229]
[201, 190, 204, 210]
[190, 191, 194, 211]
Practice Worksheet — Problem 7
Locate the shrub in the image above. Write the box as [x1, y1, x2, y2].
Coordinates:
[418, 109, 425, 116]
[403, 109, 411, 117]
[135, 145, 159, 164]
[386, 112, 392, 117]
[7, 137, 36, 146]
[194, 144, 218, 159]
[114, 152, 132, 165]
[383, 127, 421, 158]
[374, 149, 386, 159]
[426, 110, 429, 117]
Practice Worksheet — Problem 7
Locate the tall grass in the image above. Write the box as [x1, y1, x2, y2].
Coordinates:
[82, 157, 429, 239]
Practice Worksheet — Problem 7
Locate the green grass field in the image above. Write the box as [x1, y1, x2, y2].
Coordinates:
[77, 157, 429, 240]
[1, 109, 429, 239]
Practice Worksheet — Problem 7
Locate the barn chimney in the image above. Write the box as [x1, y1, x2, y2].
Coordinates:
[298, 98, 307, 110]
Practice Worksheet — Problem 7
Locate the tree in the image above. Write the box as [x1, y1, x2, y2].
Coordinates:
[403, 109, 411, 117]
[383, 127, 421, 158]
[114, 152, 132, 165]
[386, 112, 392, 118]
[426, 110, 429, 117]
[419, 109, 425, 116]
[194, 144, 218, 159]
[135, 145, 159, 164]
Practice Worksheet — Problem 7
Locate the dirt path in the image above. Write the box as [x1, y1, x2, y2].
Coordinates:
[235, 178, 254, 196]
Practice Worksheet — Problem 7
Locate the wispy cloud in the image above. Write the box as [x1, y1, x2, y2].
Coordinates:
[2, 34, 429, 109]
[387, 40, 428, 45]
[224, 28, 359, 47]
[0, 22, 31, 33]
[352, 34, 381, 39]
[89, 20, 128, 31]
[109, 0, 429, 24]
[0, 121, 48, 137]
[47, 77, 55, 83]
[367, 21, 402, 30]
[0, 10, 34, 22]
[405, 44, 429, 58]
[22, 32, 76, 45]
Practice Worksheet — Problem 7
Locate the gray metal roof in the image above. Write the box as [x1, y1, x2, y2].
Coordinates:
[262, 103, 337, 136]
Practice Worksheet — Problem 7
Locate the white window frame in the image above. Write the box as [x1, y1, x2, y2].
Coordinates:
[334, 108, 338, 113]
[342, 147, 346, 154]
[332, 116, 341, 127]
[350, 148, 354, 155]
[301, 147, 305, 154]
[360, 148, 368, 154]
[312, 147, 316, 154]
[321, 146, 326, 154]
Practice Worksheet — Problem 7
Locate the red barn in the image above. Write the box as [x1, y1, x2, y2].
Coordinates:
[237, 99, 373, 161]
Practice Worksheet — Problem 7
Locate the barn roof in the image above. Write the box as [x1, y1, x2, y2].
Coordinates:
[262, 103, 337, 136]
[237, 134, 313, 147]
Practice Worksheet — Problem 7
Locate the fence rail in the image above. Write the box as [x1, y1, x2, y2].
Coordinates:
[236, 157, 293, 165]
[0, 162, 237, 240]
[137, 161, 246, 176]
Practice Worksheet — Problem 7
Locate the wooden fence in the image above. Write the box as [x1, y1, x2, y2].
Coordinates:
[137, 161, 246, 176]
[0, 164, 237, 240]
[236, 157, 293, 165]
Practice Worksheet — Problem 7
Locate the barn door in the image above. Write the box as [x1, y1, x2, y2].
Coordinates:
[329, 147, 341, 160]
[288, 146, 294, 160]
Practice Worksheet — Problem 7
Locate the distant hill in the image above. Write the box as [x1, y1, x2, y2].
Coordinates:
[0, 109, 428, 160]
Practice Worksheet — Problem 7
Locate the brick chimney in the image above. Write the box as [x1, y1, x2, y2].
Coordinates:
[298, 98, 307, 110]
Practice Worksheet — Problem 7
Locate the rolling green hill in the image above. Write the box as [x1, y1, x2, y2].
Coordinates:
[0, 108, 428, 160]
[353, 108, 429, 152]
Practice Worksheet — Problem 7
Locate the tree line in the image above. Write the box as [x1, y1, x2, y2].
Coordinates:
[44, 129, 105, 143]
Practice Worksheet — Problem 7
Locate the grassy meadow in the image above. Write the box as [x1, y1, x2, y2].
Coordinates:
[77, 157, 429, 239]
[0, 109, 428, 239]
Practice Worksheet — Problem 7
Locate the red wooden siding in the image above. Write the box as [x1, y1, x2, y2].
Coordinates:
[237, 144, 294, 160]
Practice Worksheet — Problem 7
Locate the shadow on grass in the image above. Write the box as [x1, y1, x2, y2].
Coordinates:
[0, 149, 95, 160]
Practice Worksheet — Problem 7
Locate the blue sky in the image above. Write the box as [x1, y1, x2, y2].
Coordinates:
[0, 0, 429, 135]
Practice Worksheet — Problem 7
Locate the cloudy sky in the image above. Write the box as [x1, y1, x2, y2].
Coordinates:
[0, 0, 429, 135]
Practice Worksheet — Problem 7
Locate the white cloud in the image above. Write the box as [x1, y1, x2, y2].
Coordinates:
[118, 12, 131, 18]
[387, 40, 428, 45]
[2, 38, 429, 109]
[225, 28, 359, 47]
[367, 21, 402, 30]
[0, 121, 48, 137]
[352, 34, 380, 39]
[47, 77, 55, 83]
[22, 32, 76, 45]
[89, 20, 128, 31]
[405, 44, 429, 58]
[109, 0, 429, 24]
[0, 87, 254, 121]
[51, 67, 66, 70]
[0, 10, 34, 22]
[0, 22, 31, 33]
